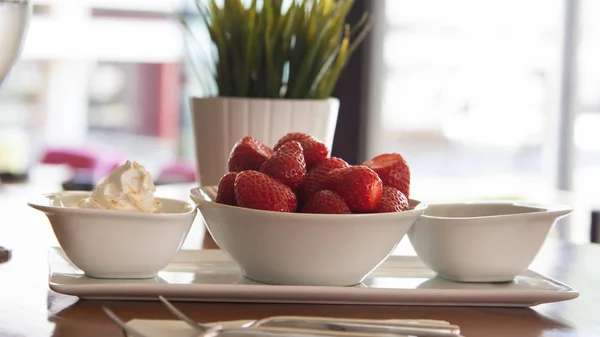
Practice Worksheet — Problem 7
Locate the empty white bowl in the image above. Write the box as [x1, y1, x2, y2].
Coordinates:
[408, 201, 572, 283]
[190, 186, 427, 286]
[28, 191, 197, 279]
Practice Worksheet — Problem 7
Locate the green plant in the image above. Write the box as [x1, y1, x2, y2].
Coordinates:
[188, 0, 372, 99]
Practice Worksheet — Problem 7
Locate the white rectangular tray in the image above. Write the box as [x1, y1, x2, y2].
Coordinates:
[48, 248, 579, 307]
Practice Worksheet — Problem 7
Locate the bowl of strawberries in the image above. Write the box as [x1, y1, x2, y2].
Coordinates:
[190, 132, 426, 286]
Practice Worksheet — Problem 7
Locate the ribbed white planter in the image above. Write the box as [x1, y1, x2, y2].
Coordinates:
[191, 97, 340, 186]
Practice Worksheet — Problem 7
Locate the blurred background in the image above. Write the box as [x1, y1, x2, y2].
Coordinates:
[1, 0, 599, 242]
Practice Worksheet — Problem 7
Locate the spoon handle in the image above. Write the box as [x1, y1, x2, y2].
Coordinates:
[253, 317, 460, 337]
[210, 326, 459, 337]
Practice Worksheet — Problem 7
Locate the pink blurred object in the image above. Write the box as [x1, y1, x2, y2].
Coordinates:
[158, 162, 197, 183]
[40, 147, 124, 178]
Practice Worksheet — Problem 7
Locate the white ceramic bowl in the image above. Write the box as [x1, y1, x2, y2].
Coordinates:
[190, 187, 427, 286]
[407, 201, 572, 283]
[28, 191, 197, 279]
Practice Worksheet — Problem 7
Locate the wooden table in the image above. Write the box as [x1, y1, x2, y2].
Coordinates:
[1, 176, 599, 337]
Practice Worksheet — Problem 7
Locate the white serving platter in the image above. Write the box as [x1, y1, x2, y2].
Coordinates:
[48, 248, 579, 307]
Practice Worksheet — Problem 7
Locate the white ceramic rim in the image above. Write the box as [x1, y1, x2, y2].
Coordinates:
[27, 191, 196, 218]
[191, 96, 340, 104]
[189, 186, 427, 219]
[420, 201, 573, 220]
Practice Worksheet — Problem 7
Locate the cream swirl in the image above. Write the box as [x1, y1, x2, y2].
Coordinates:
[76, 160, 162, 213]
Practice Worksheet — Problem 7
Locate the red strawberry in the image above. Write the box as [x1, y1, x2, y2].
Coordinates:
[274, 132, 328, 168]
[328, 165, 383, 213]
[234, 171, 297, 212]
[228, 136, 273, 172]
[298, 157, 349, 202]
[301, 190, 351, 214]
[363, 153, 411, 198]
[260, 140, 306, 190]
[375, 186, 410, 213]
[215, 172, 238, 206]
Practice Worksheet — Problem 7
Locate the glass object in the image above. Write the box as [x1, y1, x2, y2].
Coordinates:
[0, 0, 30, 177]
[0, 0, 30, 87]
[0, 0, 29, 254]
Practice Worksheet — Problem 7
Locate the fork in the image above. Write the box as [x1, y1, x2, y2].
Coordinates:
[155, 296, 460, 337]
[103, 309, 390, 337]
[102, 307, 148, 337]
[104, 307, 461, 337]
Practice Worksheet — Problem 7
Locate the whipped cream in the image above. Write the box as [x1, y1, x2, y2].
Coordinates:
[76, 161, 163, 213]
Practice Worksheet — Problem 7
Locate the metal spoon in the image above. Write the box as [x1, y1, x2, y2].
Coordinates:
[102, 307, 148, 337]
[158, 296, 460, 337]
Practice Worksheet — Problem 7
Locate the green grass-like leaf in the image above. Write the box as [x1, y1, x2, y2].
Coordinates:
[190, 0, 371, 99]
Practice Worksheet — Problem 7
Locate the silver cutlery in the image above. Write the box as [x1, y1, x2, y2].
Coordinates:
[102, 307, 148, 337]
[251, 317, 460, 337]
[157, 296, 255, 332]
[103, 296, 462, 337]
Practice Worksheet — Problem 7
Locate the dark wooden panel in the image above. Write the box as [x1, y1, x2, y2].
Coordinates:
[591, 210, 600, 243]
[330, 0, 373, 165]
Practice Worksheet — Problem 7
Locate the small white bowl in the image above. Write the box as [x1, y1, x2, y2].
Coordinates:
[407, 201, 572, 283]
[190, 186, 427, 286]
[28, 191, 197, 279]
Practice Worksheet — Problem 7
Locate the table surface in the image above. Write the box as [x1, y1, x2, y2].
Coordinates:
[1, 170, 600, 337]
